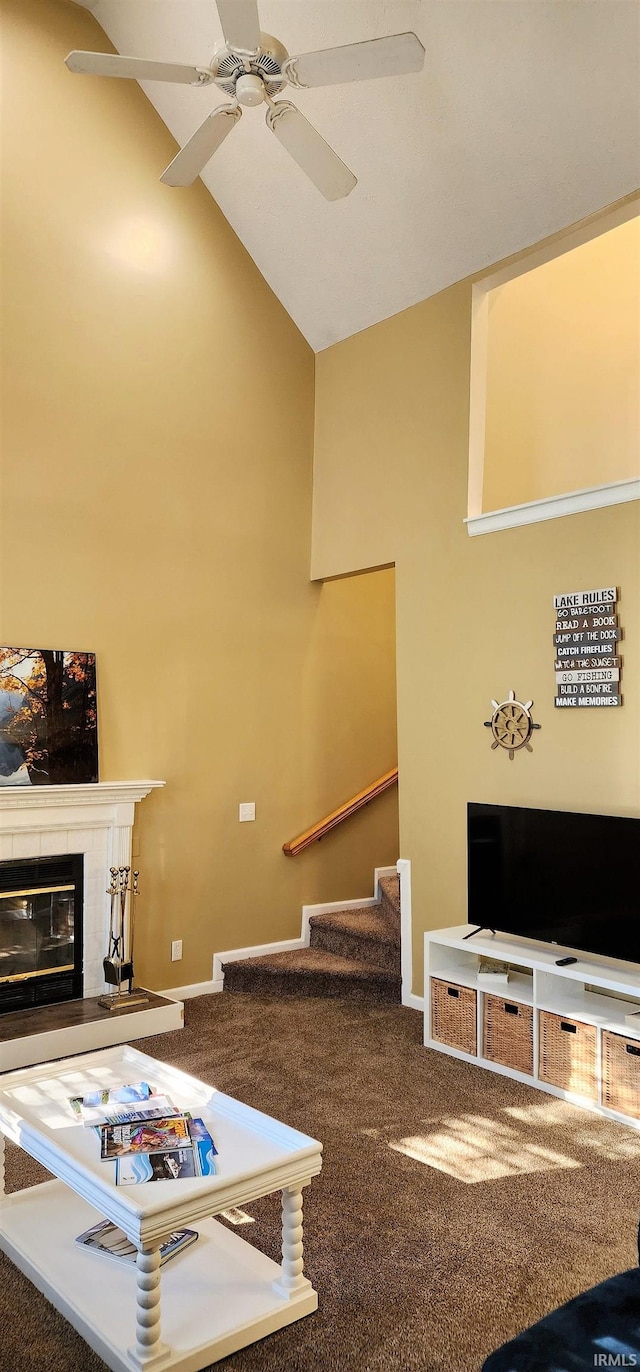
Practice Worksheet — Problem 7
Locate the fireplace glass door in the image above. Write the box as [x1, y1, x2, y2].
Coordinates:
[0, 855, 83, 1012]
[0, 885, 75, 980]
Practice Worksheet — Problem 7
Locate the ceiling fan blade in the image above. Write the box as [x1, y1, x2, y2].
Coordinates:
[160, 105, 241, 187]
[266, 102, 356, 201]
[216, 1, 261, 52]
[284, 32, 425, 89]
[65, 51, 214, 86]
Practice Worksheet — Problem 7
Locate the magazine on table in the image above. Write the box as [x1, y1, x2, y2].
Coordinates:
[75, 1219, 198, 1266]
[91, 1099, 179, 1128]
[68, 1082, 174, 1127]
[187, 1117, 218, 1176]
[116, 1119, 217, 1185]
[100, 1115, 192, 1160]
[66, 1080, 218, 1181]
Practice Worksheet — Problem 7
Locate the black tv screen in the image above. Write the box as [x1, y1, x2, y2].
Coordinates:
[467, 802, 640, 964]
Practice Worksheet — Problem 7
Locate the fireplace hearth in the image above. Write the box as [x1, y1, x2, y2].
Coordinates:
[0, 854, 83, 1014]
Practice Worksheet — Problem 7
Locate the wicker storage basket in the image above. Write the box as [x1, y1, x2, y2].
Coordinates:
[602, 1029, 640, 1120]
[483, 994, 533, 1075]
[430, 978, 477, 1056]
[539, 1011, 597, 1100]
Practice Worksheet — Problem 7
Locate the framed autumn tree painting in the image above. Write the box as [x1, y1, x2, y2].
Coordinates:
[0, 648, 98, 785]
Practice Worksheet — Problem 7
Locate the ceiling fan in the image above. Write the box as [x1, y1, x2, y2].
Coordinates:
[65, 0, 425, 200]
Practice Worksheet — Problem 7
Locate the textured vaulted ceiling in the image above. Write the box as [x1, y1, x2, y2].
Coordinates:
[77, 1, 639, 351]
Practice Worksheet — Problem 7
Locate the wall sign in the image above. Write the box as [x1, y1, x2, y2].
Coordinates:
[553, 587, 622, 707]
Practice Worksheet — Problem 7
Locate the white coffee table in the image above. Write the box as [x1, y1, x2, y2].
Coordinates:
[0, 1044, 323, 1371]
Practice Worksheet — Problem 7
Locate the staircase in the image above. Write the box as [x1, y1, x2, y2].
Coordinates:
[222, 874, 401, 1002]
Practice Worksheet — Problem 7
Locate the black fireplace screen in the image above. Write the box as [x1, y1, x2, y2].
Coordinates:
[0, 854, 83, 1012]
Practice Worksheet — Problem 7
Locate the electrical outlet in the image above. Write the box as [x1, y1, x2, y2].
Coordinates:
[239, 802, 255, 823]
[171, 939, 182, 962]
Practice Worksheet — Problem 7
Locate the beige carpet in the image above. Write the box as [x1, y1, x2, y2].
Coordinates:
[2, 993, 640, 1372]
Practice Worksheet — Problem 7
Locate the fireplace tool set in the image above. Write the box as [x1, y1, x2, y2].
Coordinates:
[98, 866, 149, 1011]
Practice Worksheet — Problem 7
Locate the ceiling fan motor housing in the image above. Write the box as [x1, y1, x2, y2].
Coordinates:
[212, 34, 289, 101]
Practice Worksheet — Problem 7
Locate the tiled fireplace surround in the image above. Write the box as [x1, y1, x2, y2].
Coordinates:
[0, 782, 184, 1072]
[0, 782, 164, 1000]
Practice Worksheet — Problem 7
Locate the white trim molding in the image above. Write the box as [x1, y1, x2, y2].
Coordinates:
[211, 866, 399, 992]
[211, 937, 308, 994]
[464, 477, 640, 537]
[397, 859, 416, 1008]
[0, 780, 164, 812]
[404, 993, 425, 1013]
[161, 980, 219, 1001]
[466, 197, 640, 536]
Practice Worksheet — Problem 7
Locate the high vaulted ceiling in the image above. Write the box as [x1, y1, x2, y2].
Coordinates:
[77, 1, 639, 351]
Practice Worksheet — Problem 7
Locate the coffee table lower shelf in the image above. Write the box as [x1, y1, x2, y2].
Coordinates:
[0, 1181, 317, 1372]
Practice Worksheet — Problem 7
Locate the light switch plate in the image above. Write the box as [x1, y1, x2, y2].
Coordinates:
[239, 802, 255, 822]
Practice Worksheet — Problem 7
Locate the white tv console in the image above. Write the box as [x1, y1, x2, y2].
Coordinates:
[424, 927, 640, 1129]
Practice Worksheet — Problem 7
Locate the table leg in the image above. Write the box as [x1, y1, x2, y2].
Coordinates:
[272, 1184, 312, 1300]
[127, 1243, 170, 1369]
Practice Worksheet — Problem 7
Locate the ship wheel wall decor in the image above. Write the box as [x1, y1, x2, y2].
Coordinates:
[483, 690, 541, 760]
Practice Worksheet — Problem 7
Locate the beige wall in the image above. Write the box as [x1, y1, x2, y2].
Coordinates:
[313, 265, 640, 995]
[0, 0, 398, 990]
[483, 217, 640, 510]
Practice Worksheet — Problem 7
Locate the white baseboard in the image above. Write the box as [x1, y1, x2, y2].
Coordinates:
[161, 979, 219, 1000]
[404, 992, 425, 1013]
[211, 936, 308, 988]
[212, 865, 400, 989]
[374, 864, 399, 891]
[299, 895, 376, 943]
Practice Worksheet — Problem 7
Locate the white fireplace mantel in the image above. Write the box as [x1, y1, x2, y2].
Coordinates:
[0, 780, 164, 819]
[0, 781, 165, 999]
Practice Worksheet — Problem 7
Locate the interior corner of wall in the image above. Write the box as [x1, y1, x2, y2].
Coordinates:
[467, 287, 489, 519]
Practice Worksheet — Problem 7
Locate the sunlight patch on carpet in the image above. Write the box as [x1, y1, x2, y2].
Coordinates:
[220, 1207, 255, 1226]
[388, 1112, 580, 1183]
[503, 1100, 580, 1127]
[572, 1130, 640, 1161]
[503, 1102, 640, 1161]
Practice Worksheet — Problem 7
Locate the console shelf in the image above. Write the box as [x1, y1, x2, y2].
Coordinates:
[425, 927, 640, 1128]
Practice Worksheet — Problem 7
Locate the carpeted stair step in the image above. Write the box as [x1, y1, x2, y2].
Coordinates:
[222, 947, 401, 1001]
[308, 905, 400, 975]
[377, 874, 401, 936]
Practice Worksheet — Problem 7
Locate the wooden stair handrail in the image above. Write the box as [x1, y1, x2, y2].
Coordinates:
[283, 767, 398, 857]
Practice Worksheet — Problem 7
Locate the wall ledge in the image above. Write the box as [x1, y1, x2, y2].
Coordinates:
[464, 477, 640, 537]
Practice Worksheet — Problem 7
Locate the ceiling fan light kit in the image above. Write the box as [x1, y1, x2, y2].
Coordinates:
[64, 1, 425, 200]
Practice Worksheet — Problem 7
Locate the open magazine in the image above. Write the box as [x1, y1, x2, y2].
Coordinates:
[75, 1219, 198, 1266]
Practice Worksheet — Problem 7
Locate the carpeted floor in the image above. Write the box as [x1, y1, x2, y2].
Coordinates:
[3, 993, 640, 1372]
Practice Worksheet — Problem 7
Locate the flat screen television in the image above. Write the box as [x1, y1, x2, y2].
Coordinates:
[467, 802, 640, 964]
